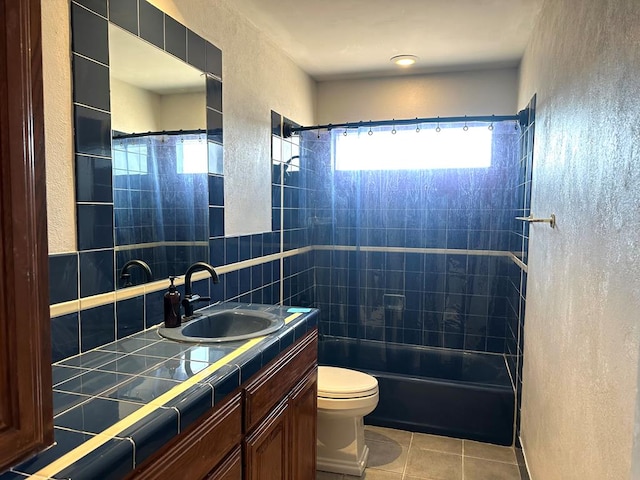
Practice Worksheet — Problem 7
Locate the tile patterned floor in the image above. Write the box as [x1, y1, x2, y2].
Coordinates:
[317, 426, 529, 480]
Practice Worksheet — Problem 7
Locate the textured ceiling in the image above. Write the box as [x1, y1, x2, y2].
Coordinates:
[228, 0, 545, 80]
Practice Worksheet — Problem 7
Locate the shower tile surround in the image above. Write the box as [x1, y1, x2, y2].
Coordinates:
[508, 95, 535, 447]
[307, 120, 528, 357]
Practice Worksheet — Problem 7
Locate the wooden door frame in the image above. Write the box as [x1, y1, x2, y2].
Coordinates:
[0, 0, 53, 471]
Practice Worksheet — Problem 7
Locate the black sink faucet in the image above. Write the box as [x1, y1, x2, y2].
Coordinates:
[119, 259, 153, 287]
[182, 261, 219, 318]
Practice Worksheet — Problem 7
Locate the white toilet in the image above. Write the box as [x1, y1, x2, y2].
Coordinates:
[316, 366, 380, 476]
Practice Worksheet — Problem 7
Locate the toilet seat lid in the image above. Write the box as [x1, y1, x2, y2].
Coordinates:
[318, 366, 378, 399]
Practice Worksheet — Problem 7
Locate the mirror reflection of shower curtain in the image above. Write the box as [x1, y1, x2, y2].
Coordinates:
[113, 132, 209, 281]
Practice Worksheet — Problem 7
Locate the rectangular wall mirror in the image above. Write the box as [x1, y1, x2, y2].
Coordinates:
[109, 24, 209, 287]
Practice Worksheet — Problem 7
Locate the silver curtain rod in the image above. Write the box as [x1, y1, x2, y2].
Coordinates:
[287, 110, 529, 135]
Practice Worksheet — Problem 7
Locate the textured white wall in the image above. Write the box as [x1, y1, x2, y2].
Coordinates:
[159, 92, 206, 131]
[110, 78, 161, 133]
[41, 0, 75, 253]
[518, 1, 640, 479]
[41, 0, 316, 253]
[317, 68, 518, 124]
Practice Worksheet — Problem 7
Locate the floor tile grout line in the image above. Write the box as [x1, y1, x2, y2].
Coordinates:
[403, 432, 414, 478]
[462, 440, 465, 480]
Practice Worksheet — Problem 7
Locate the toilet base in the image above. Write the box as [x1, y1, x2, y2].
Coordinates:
[317, 413, 370, 476]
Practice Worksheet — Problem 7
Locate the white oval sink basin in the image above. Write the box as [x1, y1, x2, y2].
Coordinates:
[158, 309, 284, 343]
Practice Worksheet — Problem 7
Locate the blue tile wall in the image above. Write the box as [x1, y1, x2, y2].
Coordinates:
[72, 55, 110, 111]
[206, 77, 223, 112]
[75, 155, 113, 203]
[49, 253, 79, 304]
[510, 95, 535, 446]
[79, 249, 114, 297]
[51, 313, 80, 363]
[116, 296, 145, 339]
[207, 109, 223, 144]
[164, 15, 187, 61]
[73, 105, 111, 158]
[80, 303, 116, 351]
[283, 252, 314, 308]
[187, 30, 207, 71]
[73, 0, 107, 17]
[304, 121, 524, 355]
[71, 3, 109, 64]
[271, 113, 311, 252]
[138, 1, 163, 48]
[205, 42, 222, 79]
[108, 0, 138, 35]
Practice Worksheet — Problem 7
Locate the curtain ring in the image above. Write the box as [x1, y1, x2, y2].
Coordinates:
[463, 115, 469, 131]
[436, 116, 441, 133]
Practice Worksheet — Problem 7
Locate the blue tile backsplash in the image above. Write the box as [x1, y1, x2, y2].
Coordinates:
[80, 303, 116, 352]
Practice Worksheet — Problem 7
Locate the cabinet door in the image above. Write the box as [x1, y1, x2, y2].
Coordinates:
[289, 369, 317, 480]
[206, 446, 242, 480]
[244, 399, 289, 480]
[0, 0, 53, 471]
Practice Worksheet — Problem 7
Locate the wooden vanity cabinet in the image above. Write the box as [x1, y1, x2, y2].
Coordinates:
[288, 369, 318, 480]
[243, 369, 317, 480]
[243, 330, 318, 480]
[129, 328, 317, 480]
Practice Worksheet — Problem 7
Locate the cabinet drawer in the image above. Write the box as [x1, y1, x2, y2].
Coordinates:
[128, 393, 242, 480]
[244, 329, 317, 432]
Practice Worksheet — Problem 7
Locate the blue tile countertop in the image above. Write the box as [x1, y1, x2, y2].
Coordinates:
[3, 303, 318, 480]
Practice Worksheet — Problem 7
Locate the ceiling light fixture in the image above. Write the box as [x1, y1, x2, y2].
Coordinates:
[391, 54, 418, 67]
